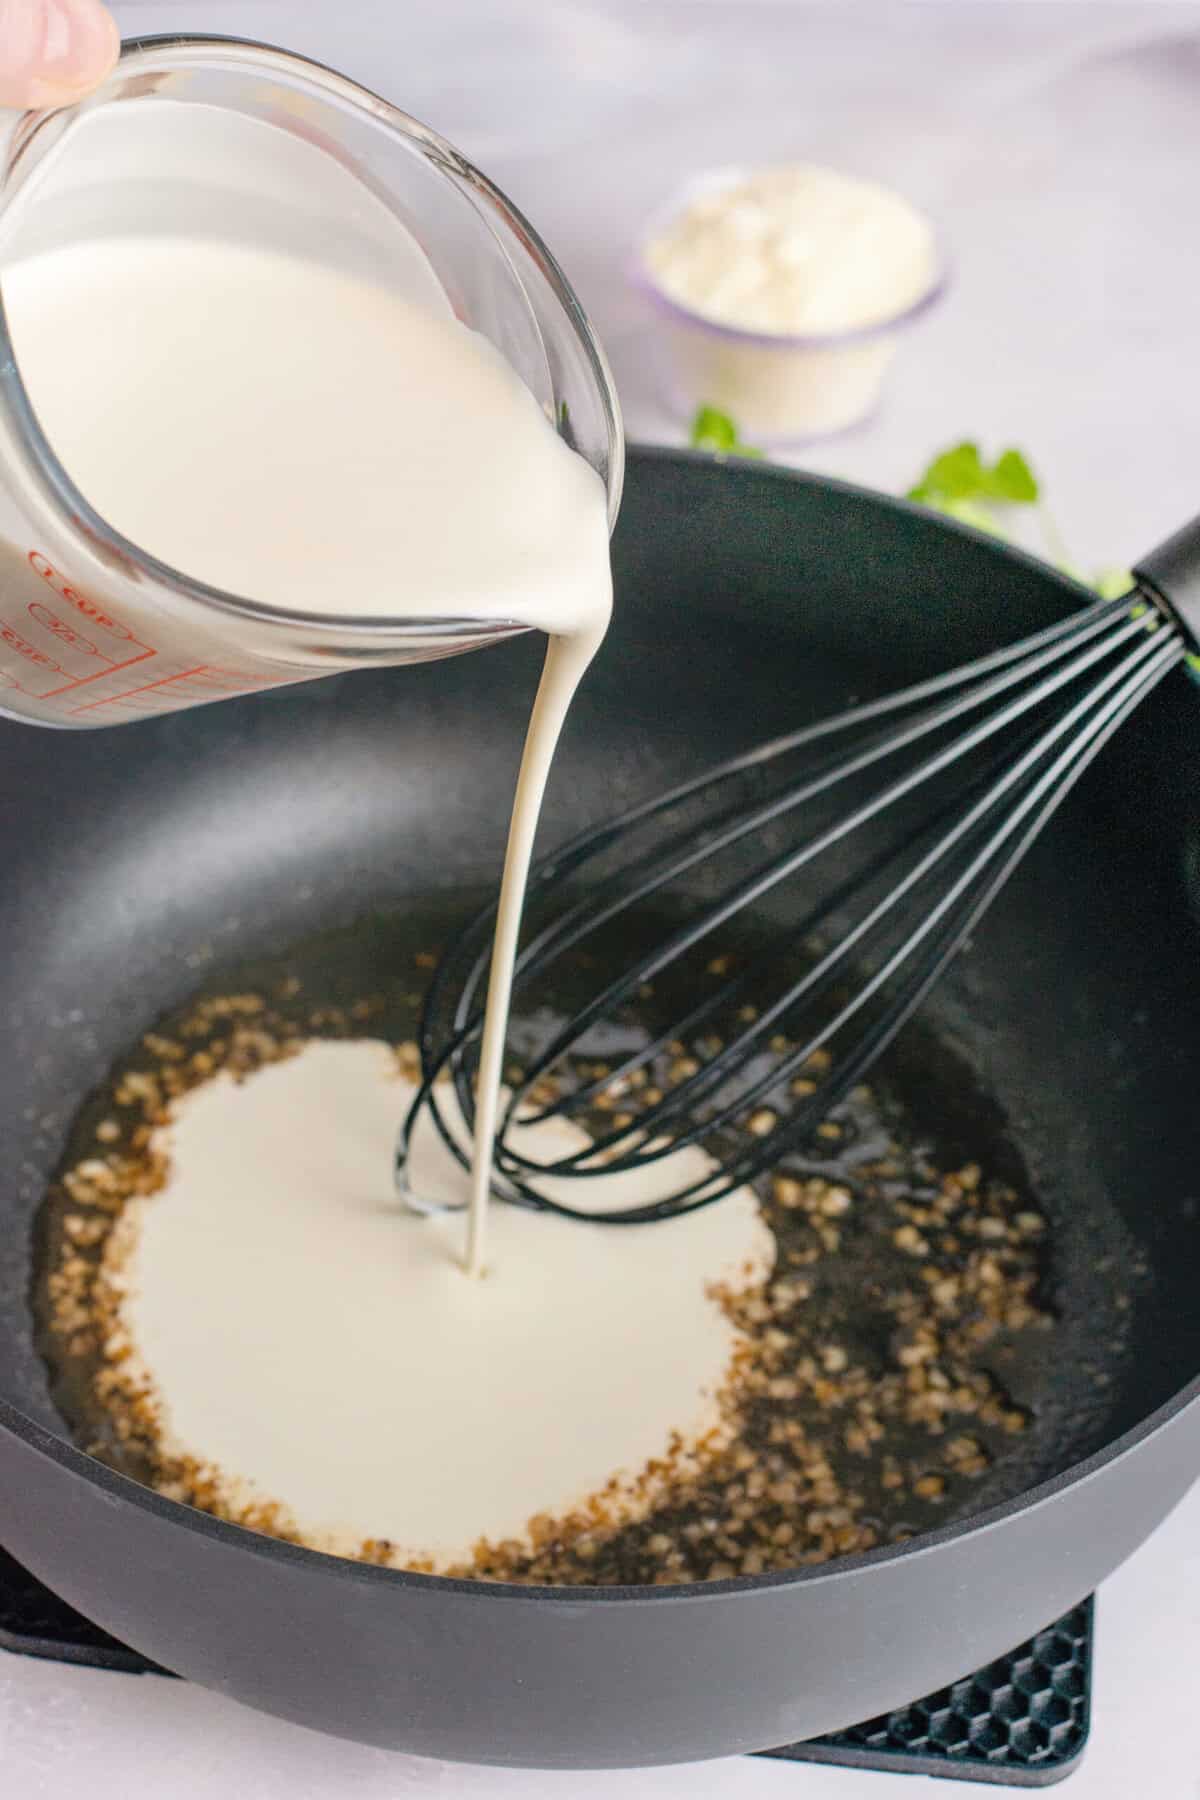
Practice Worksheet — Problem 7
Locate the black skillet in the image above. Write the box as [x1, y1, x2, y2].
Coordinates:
[0, 447, 1197, 1766]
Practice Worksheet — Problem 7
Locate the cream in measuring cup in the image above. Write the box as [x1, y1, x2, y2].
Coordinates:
[4, 233, 610, 710]
[0, 38, 621, 728]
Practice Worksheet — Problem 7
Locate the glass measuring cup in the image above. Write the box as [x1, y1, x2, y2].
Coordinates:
[0, 35, 623, 728]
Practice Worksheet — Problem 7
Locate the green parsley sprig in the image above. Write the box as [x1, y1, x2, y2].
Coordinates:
[906, 441, 1133, 599]
[689, 405, 763, 459]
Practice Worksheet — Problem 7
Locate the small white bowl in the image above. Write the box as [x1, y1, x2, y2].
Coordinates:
[634, 168, 947, 446]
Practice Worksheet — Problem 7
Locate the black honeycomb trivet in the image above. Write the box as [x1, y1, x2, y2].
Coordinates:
[762, 1600, 1092, 1785]
[0, 1545, 1090, 1784]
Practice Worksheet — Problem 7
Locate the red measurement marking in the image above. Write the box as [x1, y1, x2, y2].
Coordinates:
[70, 667, 208, 714]
[69, 663, 297, 715]
[175, 668, 277, 692]
[28, 552, 144, 644]
[39, 648, 156, 699]
[27, 602, 101, 658]
[1, 624, 64, 674]
[17, 555, 303, 716]
[64, 591, 136, 640]
[22, 548, 158, 700]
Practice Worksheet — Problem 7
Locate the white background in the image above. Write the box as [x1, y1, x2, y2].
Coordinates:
[3, 3, 1200, 1795]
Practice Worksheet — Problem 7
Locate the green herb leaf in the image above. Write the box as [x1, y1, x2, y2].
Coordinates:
[907, 440, 1134, 602]
[985, 449, 1039, 505]
[907, 442, 1040, 511]
[689, 404, 764, 459]
[906, 441, 986, 505]
[691, 405, 737, 451]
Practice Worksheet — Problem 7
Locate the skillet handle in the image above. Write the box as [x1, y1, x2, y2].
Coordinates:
[1135, 516, 1200, 656]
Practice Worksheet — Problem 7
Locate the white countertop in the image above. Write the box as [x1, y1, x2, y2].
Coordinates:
[4, 2, 1200, 1794]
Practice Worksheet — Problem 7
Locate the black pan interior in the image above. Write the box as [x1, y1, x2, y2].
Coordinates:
[2, 448, 1198, 1516]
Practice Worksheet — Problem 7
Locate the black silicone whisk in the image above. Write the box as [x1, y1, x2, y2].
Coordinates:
[397, 516, 1200, 1222]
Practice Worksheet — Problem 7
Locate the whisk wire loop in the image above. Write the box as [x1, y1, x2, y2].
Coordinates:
[397, 590, 1187, 1224]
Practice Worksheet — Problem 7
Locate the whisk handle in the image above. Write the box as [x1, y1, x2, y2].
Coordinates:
[1135, 516, 1200, 652]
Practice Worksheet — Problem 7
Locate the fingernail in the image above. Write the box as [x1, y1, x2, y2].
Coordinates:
[0, 0, 119, 110]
